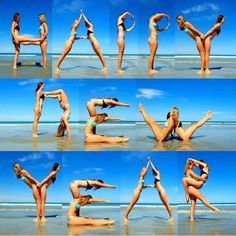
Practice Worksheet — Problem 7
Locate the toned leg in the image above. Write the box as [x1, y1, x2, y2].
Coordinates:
[189, 196, 196, 222]
[32, 185, 41, 222]
[91, 39, 106, 70]
[61, 116, 70, 138]
[84, 134, 129, 143]
[69, 182, 80, 198]
[117, 37, 125, 73]
[40, 185, 47, 222]
[15, 35, 41, 43]
[13, 44, 20, 69]
[86, 101, 97, 117]
[196, 37, 205, 73]
[40, 40, 48, 68]
[32, 108, 41, 137]
[148, 37, 158, 74]
[67, 216, 114, 226]
[204, 37, 211, 74]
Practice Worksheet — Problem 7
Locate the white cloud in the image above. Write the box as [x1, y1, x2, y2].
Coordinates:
[54, 0, 87, 14]
[109, 0, 127, 7]
[73, 167, 103, 176]
[18, 152, 55, 163]
[18, 80, 40, 86]
[181, 3, 219, 14]
[136, 88, 164, 99]
[90, 86, 117, 93]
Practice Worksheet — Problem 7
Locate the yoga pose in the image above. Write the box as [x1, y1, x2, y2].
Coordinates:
[117, 12, 135, 73]
[67, 195, 114, 225]
[84, 113, 129, 143]
[148, 13, 170, 74]
[123, 161, 150, 223]
[204, 15, 224, 74]
[38, 13, 48, 68]
[55, 12, 83, 73]
[176, 15, 205, 74]
[13, 163, 41, 222]
[81, 11, 106, 71]
[32, 82, 45, 138]
[69, 179, 115, 198]
[86, 98, 129, 117]
[43, 89, 71, 138]
[37, 163, 60, 222]
[11, 12, 42, 69]
[148, 158, 173, 222]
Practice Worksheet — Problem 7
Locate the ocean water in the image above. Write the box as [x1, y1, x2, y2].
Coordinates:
[0, 122, 236, 151]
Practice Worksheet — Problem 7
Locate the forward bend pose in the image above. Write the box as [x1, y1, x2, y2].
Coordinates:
[37, 163, 60, 222]
[148, 13, 170, 74]
[86, 98, 129, 117]
[55, 13, 83, 73]
[176, 15, 205, 74]
[123, 161, 150, 223]
[116, 12, 135, 73]
[32, 82, 45, 138]
[204, 15, 224, 74]
[11, 12, 42, 69]
[43, 89, 71, 138]
[69, 179, 115, 198]
[81, 11, 106, 71]
[67, 195, 114, 225]
[84, 113, 129, 143]
[38, 14, 48, 68]
[13, 163, 41, 222]
[148, 158, 173, 222]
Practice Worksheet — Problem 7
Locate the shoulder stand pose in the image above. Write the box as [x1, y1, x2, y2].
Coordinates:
[86, 98, 129, 117]
[67, 195, 114, 225]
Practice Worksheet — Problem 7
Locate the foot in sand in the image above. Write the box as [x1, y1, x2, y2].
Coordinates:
[148, 69, 158, 74]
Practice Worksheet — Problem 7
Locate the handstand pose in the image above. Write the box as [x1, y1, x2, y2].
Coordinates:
[86, 98, 129, 117]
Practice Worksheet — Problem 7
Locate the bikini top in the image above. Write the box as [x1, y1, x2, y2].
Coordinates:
[87, 119, 97, 127]
[19, 176, 26, 181]
[117, 22, 126, 31]
[138, 178, 144, 185]
[87, 29, 93, 36]
[40, 93, 45, 100]
[149, 22, 157, 28]
[70, 202, 81, 209]
[102, 99, 108, 108]
[39, 25, 43, 31]
[15, 25, 20, 31]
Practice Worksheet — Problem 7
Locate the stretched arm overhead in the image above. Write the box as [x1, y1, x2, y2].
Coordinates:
[204, 23, 221, 38]
[150, 13, 169, 22]
[148, 157, 159, 174]
[73, 13, 83, 29]
[185, 22, 203, 37]
[82, 12, 93, 28]
[187, 158, 208, 169]
[21, 170, 39, 185]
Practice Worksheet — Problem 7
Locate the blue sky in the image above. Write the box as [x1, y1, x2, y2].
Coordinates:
[0, 151, 235, 203]
[0, 79, 236, 122]
[0, 0, 52, 53]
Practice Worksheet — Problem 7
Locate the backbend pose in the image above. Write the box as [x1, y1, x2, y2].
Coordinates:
[37, 163, 60, 222]
[43, 89, 71, 138]
[11, 12, 42, 69]
[148, 158, 173, 222]
[117, 12, 135, 73]
[204, 15, 224, 74]
[38, 13, 48, 68]
[32, 82, 45, 138]
[176, 15, 205, 74]
[123, 161, 150, 223]
[13, 163, 41, 222]
[69, 179, 115, 198]
[84, 113, 129, 143]
[86, 98, 129, 117]
[55, 12, 84, 73]
[81, 11, 106, 71]
[148, 13, 170, 74]
[67, 195, 114, 225]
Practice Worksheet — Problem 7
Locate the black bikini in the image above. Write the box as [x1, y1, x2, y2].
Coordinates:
[86, 180, 93, 190]
[117, 22, 126, 31]
[15, 25, 20, 31]
[87, 29, 94, 36]
[40, 94, 45, 100]
[102, 99, 108, 108]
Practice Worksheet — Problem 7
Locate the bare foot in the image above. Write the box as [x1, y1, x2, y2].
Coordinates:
[106, 219, 115, 225]
[32, 134, 38, 138]
[55, 67, 60, 74]
[13, 66, 17, 70]
[197, 69, 204, 74]
[123, 218, 128, 224]
[138, 103, 144, 113]
[41, 216, 47, 223]
[148, 69, 158, 74]
[213, 207, 220, 212]
[117, 69, 124, 74]
[205, 110, 212, 120]
[101, 67, 107, 73]
[190, 218, 194, 222]
[168, 217, 174, 223]
[205, 69, 212, 75]
[33, 217, 40, 223]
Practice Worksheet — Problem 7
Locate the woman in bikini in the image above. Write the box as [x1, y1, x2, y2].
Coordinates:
[67, 195, 114, 226]
[32, 82, 45, 138]
[55, 12, 84, 73]
[123, 161, 150, 223]
[148, 13, 170, 74]
[148, 158, 173, 222]
[176, 15, 205, 74]
[84, 113, 129, 143]
[86, 98, 129, 117]
[81, 11, 106, 71]
[43, 89, 71, 138]
[11, 12, 43, 69]
[37, 163, 60, 222]
[117, 12, 135, 73]
[38, 13, 48, 68]
[204, 15, 224, 74]
[13, 163, 41, 222]
[69, 179, 116, 198]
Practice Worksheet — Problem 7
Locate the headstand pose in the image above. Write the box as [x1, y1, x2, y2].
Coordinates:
[69, 179, 116, 198]
[43, 89, 71, 138]
[123, 161, 150, 223]
[116, 12, 135, 73]
[148, 13, 170, 74]
[204, 15, 224, 74]
[67, 195, 114, 226]
[176, 15, 205, 74]
[38, 13, 48, 68]
[182, 158, 208, 203]
[11, 12, 42, 69]
[86, 98, 129, 117]
[13, 163, 41, 222]
[148, 158, 173, 222]
[55, 12, 84, 73]
[81, 11, 107, 71]
[84, 113, 129, 143]
[32, 82, 45, 138]
[37, 163, 60, 222]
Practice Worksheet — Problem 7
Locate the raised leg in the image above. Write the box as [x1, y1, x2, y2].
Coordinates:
[84, 134, 129, 143]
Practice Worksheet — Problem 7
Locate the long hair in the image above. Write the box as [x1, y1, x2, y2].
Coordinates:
[35, 82, 44, 93]
[51, 163, 60, 183]
[13, 12, 20, 22]
[39, 13, 46, 23]
[215, 15, 224, 35]
[184, 159, 194, 175]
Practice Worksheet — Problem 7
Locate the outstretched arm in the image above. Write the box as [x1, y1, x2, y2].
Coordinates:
[104, 116, 123, 121]
[204, 23, 221, 38]
[158, 118, 175, 142]
[94, 181, 116, 188]
[108, 99, 129, 107]
[73, 12, 83, 29]
[151, 13, 169, 22]
[187, 158, 208, 169]
[75, 36, 88, 40]
[82, 12, 93, 28]
[89, 198, 110, 203]
[21, 170, 39, 185]
[38, 171, 57, 187]
[148, 158, 159, 173]
[185, 22, 203, 37]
